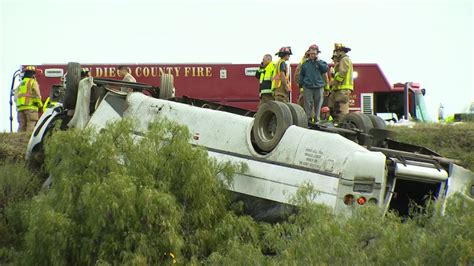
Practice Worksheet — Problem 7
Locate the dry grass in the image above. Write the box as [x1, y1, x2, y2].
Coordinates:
[0, 132, 30, 162]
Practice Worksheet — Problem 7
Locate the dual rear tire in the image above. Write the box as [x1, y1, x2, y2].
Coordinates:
[252, 103, 389, 152]
[339, 113, 387, 132]
[252, 101, 307, 152]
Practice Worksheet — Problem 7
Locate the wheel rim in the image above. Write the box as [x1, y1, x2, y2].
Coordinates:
[258, 110, 277, 142]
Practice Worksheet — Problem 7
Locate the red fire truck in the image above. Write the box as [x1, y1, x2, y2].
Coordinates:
[11, 62, 431, 123]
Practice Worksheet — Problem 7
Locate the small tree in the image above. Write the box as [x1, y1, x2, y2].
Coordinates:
[22, 119, 242, 265]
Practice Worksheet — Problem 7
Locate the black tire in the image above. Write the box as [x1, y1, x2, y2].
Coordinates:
[159, 74, 174, 99]
[252, 101, 293, 152]
[339, 112, 373, 133]
[285, 103, 308, 128]
[367, 114, 387, 129]
[63, 62, 81, 110]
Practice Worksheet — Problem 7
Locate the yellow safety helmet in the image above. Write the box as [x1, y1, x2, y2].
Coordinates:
[334, 43, 351, 53]
[23, 65, 36, 72]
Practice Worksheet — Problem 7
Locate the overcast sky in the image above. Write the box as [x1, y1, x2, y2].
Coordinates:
[1, 0, 473, 132]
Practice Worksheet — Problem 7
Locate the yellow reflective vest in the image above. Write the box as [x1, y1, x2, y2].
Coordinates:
[445, 115, 455, 123]
[256, 62, 275, 96]
[334, 56, 353, 90]
[273, 59, 291, 91]
[17, 78, 42, 112]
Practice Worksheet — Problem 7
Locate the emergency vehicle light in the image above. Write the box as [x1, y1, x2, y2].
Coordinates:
[44, 68, 64, 78]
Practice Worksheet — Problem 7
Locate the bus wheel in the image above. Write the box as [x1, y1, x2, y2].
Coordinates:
[159, 74, 174, 100]
[339, 112, 373, 133]
[63, 62, 81, 110]
[252, 101, 293, 152]
[366, 114, 393, 147]
[285, 103, 308, 128]
[366, 114, 387, 129]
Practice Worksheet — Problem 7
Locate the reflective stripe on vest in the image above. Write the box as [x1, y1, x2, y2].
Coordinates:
[259, 63, 275, 95]
[340, 63, 353, 90]
[17, 78, 40, 111]
[272, 59, 291, 91]
[335, 57, 353, 90]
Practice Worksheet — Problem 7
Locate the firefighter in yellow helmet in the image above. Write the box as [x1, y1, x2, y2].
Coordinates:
[329, 43, 353, 121]
[15, 66, 42, 132]
[273, 47, 292, 102]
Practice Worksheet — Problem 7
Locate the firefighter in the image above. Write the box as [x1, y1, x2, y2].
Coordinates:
[299, 44, 328, 122]
[118, 65, 136, 92]
[15, 66, 42, 132]
[329, 43, 353, 121]
[255, 54, 275, 107]
[320, 106, 333, 122]
[273, 47, 292, 102]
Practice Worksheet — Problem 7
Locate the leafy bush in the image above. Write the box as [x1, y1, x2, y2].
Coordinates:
[207, 188, 474, 265]
[0, 161, 41, 263]
[0, 120, 473, 265]
[19, 119, 244, 265]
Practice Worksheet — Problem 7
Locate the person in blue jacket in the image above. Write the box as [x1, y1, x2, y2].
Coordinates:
[299, 44, 328, 122]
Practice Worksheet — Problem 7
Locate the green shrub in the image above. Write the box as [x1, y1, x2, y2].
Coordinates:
[20, 119, 242, 265]
[0, 161, 40, 264]
[1, 120, 473, 265]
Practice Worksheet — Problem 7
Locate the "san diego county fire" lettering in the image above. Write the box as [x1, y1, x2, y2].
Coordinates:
[93, 66, 213, 78]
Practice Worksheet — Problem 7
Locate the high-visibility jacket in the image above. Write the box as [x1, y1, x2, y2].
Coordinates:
[334, 56, 353, 90]
[324, 115, 334, 122]
[273, 59, 291, 91]
[445, 115, 455, 123]
[17, 78, 42, 112]
[255, 63, 275, 96]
